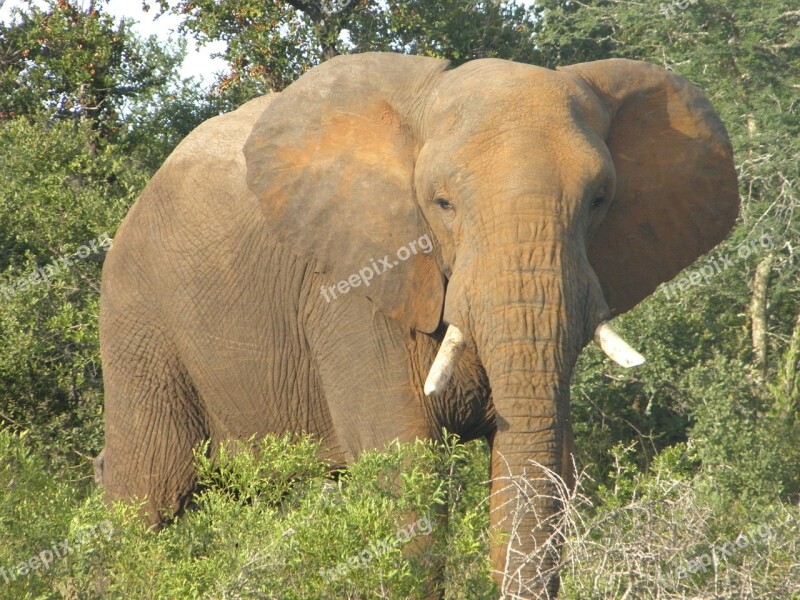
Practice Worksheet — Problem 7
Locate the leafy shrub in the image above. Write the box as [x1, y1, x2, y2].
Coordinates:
[0, 428, 103, 598]
[3, 428, 800, 599]
[685, 356, 800, 505]
[560, 443, 800, 599]
[0, 116, 147, 467]
[0, 429, 495, 599]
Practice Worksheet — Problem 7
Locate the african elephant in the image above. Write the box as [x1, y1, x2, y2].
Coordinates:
[99, 52, 739, 597]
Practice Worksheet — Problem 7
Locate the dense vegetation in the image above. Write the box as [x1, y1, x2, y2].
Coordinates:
[0, 0, 798, 597]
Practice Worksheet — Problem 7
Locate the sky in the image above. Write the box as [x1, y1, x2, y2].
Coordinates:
[0, 0, 537, 86]
[104, 0, 228, 83]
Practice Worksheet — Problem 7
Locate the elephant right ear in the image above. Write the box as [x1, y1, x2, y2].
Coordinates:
[244, 53, 448, 333]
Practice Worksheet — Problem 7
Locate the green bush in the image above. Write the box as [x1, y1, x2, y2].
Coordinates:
[685, 356, 800, 505]
[3, 427, 799, 599]
[0, 429, 495, 599]
[0, 115, 148, 467]
[0, 428, 104, 598]
[560, 443, 800, 599]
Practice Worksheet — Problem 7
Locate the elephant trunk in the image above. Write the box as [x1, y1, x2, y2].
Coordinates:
[450, 239, 589, 596]
[485, 357, 571, 597]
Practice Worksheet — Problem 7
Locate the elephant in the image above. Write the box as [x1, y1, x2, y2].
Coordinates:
[99, 52, 739, 597]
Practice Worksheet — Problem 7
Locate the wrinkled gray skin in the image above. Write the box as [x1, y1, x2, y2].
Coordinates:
[100, 52, 739, 597]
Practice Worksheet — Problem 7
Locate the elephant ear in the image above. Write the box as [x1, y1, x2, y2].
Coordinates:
[560, 59, 739, 316]
[244, 53, 449, 333]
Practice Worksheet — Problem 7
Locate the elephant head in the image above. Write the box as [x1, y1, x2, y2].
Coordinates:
[243, 52, 738, 593]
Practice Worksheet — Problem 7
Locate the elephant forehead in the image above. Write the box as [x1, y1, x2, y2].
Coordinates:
[442, 60, 579, 110]
[431, 119, 609, 192]
[431, 86, 592, 146]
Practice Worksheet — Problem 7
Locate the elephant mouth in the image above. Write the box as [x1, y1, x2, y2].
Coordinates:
[423, 320, 644, 396]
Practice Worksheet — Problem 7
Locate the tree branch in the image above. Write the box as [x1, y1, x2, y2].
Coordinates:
[284, 0, 363, 61]
[750, 254, 774, 375]
[285, 0, 326, 23]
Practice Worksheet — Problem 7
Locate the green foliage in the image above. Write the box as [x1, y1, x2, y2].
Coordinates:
[0, 0, 214, 465]
[0, 429, 495, 599]
[569, 287, 736, 491]
[0, 115, 148, 464]
[0, 0, 184, 143]
[560, 442, 800, 599]
[0, 0, 218, 171]
[152, 0, 320, 99]
[686, 356, 800, 505]
[3, 429, 799, 598]
[153, 0, 541, 102]
[194, 434, 330, 507]
[348, 0, 540, 63]
[0, 428, 101, 598]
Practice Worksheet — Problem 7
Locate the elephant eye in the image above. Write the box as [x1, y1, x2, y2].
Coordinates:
[590, 196, 606, 208]
[433, 197, 454, 210]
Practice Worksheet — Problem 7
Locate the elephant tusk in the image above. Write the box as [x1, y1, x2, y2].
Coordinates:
[593, 322, 645, 368]
[424, 325, 467, 396]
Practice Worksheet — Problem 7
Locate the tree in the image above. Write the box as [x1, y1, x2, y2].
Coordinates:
[153, 0, 540, 104]
[0, 1, 210, 464]
[0, 117, 145, 463]
[0, 0, 191, 153]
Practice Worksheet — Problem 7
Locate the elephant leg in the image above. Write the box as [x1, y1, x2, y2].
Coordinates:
[307, 295, 444, 593]
[102, 324, 207, 526]
[307, 294, 436, 458]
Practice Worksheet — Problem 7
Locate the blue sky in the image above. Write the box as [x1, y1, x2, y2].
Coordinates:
[1, 0, 537, 86]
